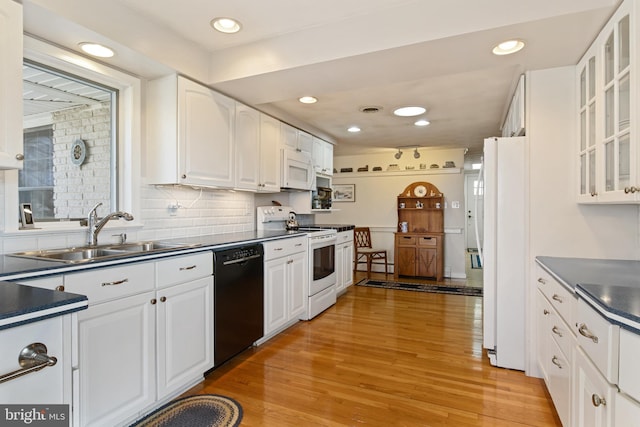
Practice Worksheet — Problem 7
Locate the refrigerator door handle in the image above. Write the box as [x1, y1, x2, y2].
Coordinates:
[474, 158, 484, 265]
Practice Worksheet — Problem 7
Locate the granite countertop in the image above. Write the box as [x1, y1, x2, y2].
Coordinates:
[0, 282, 88, 330]
[536, 256, 640, 332]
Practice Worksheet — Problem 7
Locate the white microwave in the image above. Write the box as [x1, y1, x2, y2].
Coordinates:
[281, 148, 315, 190]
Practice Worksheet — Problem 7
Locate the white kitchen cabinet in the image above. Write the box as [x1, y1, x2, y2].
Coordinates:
[312, 137, 334, 176]
[263, 237, 307, 339]
[0, 316, 70, 405]
[259, 113, 281, 192]
[535, 267, 576, 427]
[156, 275, 213, 400]
[614, 393, 640, 427]
[147, 75, 235, 188]
[234, 104, 260, 191]
[280, 122, 313, 154]
[573, 347, 616, 427]
[335, 230, 354, 295]
[235, 107, 281, 192]
[577, 0, 637, 203]
[74, 291, 156, 427]
[0, 0, 24, 170]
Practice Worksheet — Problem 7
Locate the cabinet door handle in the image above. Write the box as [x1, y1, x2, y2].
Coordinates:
[552, 294, 563, 303]
[578, 323, 599, 343]
[55, 285, 65, 291]
[551, 356, 562, 369]
[160, 296, 167, 303]
[551, 326, 563, 337]
[0, 343, 57, 385]
[543, 309, 550, 315]
[591, 394, 606, 407]
[101, 278, 128, 287]
[537, 277, 546, 285]
[179, 265, 196, 271]
[150, 299, 157, 305]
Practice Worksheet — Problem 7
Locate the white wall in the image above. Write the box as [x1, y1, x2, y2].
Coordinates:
[526, 66, 640, 376]
[328, 148, 467, 278]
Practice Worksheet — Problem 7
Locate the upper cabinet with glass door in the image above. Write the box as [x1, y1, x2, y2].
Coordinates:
[577, 0, 636, 203]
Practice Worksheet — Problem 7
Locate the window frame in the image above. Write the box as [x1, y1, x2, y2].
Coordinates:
[3, 36, 141, 233]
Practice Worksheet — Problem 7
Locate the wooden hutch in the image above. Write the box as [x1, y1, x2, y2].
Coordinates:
[394, 182, 444, 281]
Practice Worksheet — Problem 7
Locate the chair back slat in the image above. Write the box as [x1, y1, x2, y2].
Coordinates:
[354, 227, 373, 249]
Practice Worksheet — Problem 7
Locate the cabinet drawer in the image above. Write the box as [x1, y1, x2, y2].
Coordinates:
[336, 230, 353, 245]
[263, 236, 306, 261]
[619, 328, 640, 402]
[396, 235, 416, 246]
[14, 275, 65, 291]
[536, 267, 575, 330]
[547, 336, 571, 427]
[417, 236, 437, 246]
[65, 262, 155, 305]
[156, 251, 213, 289]
[576, 299, 619, 384]
[547, 304, 574, 365]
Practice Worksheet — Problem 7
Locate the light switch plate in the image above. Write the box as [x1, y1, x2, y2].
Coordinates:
[452, 201, 460, 208]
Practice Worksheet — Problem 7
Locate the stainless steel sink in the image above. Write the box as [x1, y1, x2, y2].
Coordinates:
[8, 241, 200, 264]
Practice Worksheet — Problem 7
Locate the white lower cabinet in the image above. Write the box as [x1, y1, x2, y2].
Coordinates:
[74, 291, 156, 427]
[335, 230, 354, 295]
[615, 393, 640, 427]
[156, 276, 213, 400]
[573, 347, 615, 427]
[263, 237, 307, 339]
[57, 252, 213, 426]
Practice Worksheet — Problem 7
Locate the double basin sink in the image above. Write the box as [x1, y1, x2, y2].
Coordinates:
[10, 241, 201, 264]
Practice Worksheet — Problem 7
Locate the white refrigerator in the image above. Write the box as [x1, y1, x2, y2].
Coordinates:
[480, 136, 526, 371]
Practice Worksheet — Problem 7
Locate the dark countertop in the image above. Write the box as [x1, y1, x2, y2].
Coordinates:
[306, 224, 355, 232]
[0, 230, 305, 329]
[0, 282, 88, 330]
[536, 256, 640, 332]
[0, 230, 305, 281]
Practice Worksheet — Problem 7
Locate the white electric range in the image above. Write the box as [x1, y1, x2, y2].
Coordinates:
[256, 206, 337, 319]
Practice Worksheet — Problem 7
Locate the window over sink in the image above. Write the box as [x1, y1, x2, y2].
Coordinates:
[2, 36, 141, 233]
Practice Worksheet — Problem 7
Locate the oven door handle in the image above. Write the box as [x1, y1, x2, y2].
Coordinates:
[310, 236, 337, 246]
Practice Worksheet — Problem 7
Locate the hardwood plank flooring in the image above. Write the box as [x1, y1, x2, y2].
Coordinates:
[184, 272, 560, 426]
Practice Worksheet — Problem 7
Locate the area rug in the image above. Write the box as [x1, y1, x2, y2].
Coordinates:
[357, 279, 483, 297]
[471, 253, 482, 269]
[130, 394, 243, 427]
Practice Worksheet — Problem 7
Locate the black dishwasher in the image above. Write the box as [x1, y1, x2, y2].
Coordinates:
[213, 244, 264, 367]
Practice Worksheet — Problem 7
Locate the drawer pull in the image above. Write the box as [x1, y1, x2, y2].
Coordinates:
[551, 356, 562, 369]
[591, 394, 606, 407]
[179, 265, 197, 271]
[551, 326, 563, 337]
[101, 278, 128, 287]
[537, 277, 546, 285]
[543, 309, 550, 315]
[55, 285, 65, 291]
[295, 243, 303, 247]
[274, 247, 284, 251]
[552, 294, 563, 303]
[578, 323, 599, 343]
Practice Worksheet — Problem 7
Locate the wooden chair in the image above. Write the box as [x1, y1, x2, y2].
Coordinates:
[354, 227, 388, 278]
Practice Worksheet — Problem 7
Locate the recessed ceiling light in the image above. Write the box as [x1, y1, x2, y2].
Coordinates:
[298, 96, 318, 104]
[347, 126, 361, 133]
[78, 42, 115, 58]
[211, 17, 242, 34]
[414, 119, 430, 126]
[492, 39, 525, 55]
[393, 106, 426, 117]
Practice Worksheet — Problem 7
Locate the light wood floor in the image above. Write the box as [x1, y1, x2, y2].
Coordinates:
[184, 270, 560, 426]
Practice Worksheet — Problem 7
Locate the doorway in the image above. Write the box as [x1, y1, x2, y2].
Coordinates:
[465, 173, 484, 251]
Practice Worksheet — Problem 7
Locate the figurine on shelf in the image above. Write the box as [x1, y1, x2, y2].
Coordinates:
[416, 201, 423, 209]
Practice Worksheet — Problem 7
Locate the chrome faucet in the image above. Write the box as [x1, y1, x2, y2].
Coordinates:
[86, 202, 134, 246]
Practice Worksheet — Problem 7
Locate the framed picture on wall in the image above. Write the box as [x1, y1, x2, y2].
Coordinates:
[333, 184, 355, 202]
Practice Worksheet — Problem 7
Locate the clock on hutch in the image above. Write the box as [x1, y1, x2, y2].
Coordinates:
[394, 181, 444, 281]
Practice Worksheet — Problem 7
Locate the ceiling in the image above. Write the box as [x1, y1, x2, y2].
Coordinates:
[23, 0, 621, 164]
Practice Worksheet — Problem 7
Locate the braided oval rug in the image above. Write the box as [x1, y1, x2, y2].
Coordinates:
[130, 394, 242, 427]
